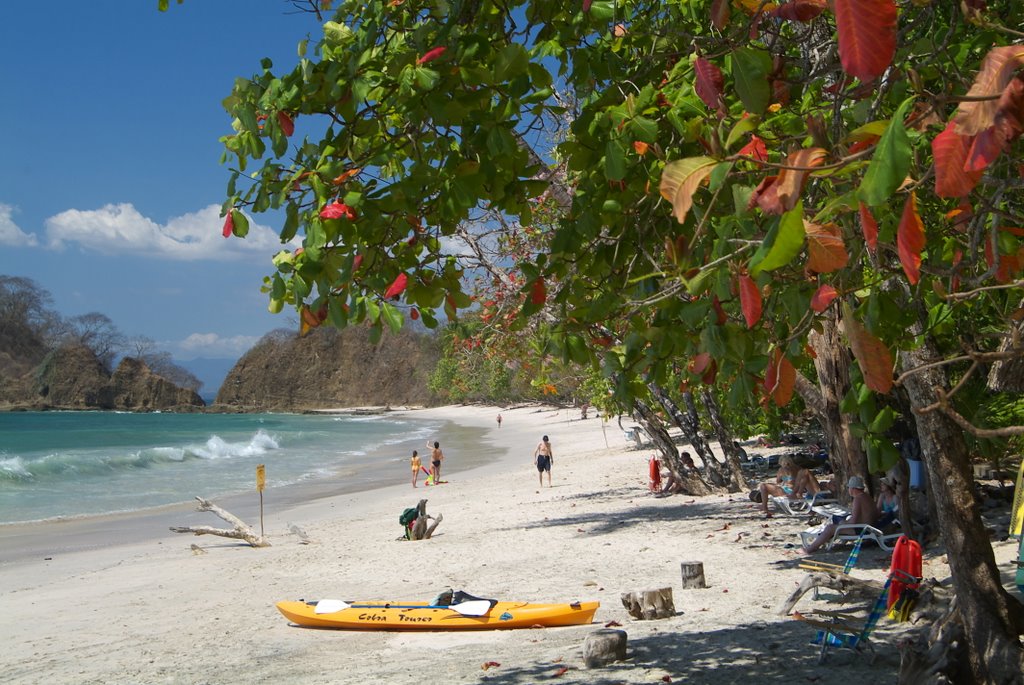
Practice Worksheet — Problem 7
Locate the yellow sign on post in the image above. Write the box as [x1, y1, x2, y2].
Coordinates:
[256, 464, 266, 492]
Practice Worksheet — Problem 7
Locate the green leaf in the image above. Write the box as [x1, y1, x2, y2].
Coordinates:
[725, 115, 760, 150]
[857, 97, 914, 207]
[605, 140, 627, 181]
[380, 302, 404, 333]
[750, 201, 805, 275]
[231, 209, 250, 238]
[630, 116, 659, 143]
[731, 48, 772, 115]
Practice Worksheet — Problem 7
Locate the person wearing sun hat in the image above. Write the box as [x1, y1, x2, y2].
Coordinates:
[875, 475, 901, 529]
[802, 474, 880, 553]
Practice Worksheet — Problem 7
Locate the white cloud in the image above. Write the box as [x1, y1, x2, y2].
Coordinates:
[174, 332, 262, 358]
[44, 203, 298, 260]
[0, 204, 39, 247]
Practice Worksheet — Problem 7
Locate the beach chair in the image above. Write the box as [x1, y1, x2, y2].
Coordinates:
[799, 529, 865, 600]
[800, 523, 901, 552]
[770, 491, 837, 516]
[795, 575, 892, 663]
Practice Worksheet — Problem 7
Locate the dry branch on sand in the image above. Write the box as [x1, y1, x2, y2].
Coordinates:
[170, 496, 270, 548]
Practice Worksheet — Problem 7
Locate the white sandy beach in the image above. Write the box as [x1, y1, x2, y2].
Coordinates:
[2, 404, 1019, 684]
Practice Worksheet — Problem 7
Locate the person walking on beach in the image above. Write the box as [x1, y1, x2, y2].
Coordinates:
[497, 413, 502, 428]
[534, 435, 553, 487]
[427, 440, 444, 483]
[410, 450, 422, 488]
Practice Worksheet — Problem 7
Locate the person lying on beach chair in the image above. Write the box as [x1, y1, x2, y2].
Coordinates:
[802, 476, 879, 553]
[757, 456, 822, 517]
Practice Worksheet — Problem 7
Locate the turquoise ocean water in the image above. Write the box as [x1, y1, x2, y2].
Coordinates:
[0, 411, 484, 525]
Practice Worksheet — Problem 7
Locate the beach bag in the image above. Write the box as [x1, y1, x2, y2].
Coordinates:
[399, 507, 419, 527]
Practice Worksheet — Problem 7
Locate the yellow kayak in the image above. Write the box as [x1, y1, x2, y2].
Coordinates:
[276, 598, 599, 631]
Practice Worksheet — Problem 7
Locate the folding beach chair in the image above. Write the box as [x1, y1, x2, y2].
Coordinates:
[770, 491, 837, 516]
[795, 575, 892, 663]
[798, 529, 865, 600]
[799, 523, 901, 552]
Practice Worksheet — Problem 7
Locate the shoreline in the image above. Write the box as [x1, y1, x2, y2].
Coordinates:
[2, 403, 1018, 684]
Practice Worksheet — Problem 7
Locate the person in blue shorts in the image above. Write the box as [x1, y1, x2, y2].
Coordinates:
[534, 435, 553, 487]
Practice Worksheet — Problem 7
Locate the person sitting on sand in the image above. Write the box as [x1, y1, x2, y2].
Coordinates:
[427, 441, 444, 483]
[410, 450, 422, 488]
[802, 475, 879, 553]
[875, 476, 900, 530]
[757, 455, 821, 516]
[659, 452, 695, 495]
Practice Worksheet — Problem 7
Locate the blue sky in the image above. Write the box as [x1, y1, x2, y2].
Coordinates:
[0, 2, 319, 366]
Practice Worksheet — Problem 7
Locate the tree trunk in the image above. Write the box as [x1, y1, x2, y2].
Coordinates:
[901, 340, 1024, 683]
[699, 388, 746, 492]
[806, 315, 868, 496]
[633, 399, 710, 495]
[647, 383, 725, 487]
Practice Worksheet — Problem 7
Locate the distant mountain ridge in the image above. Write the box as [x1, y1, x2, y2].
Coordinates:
[1, 344, 204, 411]
[214, 326, 441, 411]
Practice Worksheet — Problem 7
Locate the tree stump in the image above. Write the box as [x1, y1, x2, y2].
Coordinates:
[680, 561, 707, 589]
[583, 629, 628, 668]
[620, 587, 675, 620]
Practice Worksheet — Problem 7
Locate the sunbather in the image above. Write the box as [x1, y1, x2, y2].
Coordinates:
[875, 476, 900, 530]
[757, 455, 821, 516]
[802, 475, 879, 553]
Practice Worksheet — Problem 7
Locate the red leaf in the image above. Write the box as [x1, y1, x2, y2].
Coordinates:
[710, 0, 730, 29]
[776, 148, 826, 211]
[810, 284, 838, 313]
[858, 202, 878, 253]
[932, 122, 982, 197]
[738, 274, 762, 329]
[767, 351, 795, 407]
[898, 192, 926, 285]
[832, 0, 897, 82]
[352, 254, 363, 272]
[711, 295, 728, 324]
[583, 0, 593, 11]
[965, 78, 1024, 172]
[805, 222, 849, 273]
[530, 277, 546, 305]
[844, 305, 894, 393]
[694, 57, 725, 114]
[634, 141, 649, 156]
[689, 353, 712, 375]
[553, 666, 569, 677]
[737, 135, 768, 163]
[748, 175, 786, 215]
[384, 272, 409, 300]
[321, 201, 357, 221]
[410, 308, 420, 320]
[222, 211, 234, 238]
[277, 111, 294, 137]
[954, 46, 1024, 136]
[771, 0, 827, 22]
[417, 46, 447, 64]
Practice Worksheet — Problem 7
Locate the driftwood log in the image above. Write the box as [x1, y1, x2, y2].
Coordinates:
[621, 587, 675, 620]
[409, 499, 443, 540]
[583, 629, 628, 668]
[170, 496, 270, 548]
[776, 571, 884, 616]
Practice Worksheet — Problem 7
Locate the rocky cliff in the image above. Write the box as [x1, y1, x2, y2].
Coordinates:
[215, 326, 440, 411]
[2, 344, 205, 411]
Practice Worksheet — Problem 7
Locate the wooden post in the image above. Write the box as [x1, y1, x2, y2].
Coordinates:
[680, 561, 707, 589]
